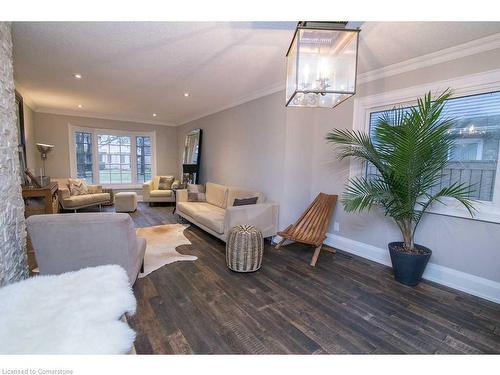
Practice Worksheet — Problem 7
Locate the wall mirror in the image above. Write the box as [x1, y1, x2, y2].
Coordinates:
[15, 91, 28, 185]
[182, 128, 202, 185]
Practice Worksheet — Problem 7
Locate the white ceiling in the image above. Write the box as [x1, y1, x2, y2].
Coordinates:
[12, 22, 500, 126]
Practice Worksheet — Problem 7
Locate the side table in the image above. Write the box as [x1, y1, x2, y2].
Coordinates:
[22, 182, 59, 216]
[22, 181, 59, 274]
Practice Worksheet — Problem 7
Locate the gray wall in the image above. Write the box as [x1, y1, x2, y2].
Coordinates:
[0, 22, 28, 286]
[177, 92, 316, 227]
[32, 112, 179, 179]
[178, 47, 500, 284]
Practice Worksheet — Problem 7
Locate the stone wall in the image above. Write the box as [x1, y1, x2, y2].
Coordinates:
[0, 22, 28, 286]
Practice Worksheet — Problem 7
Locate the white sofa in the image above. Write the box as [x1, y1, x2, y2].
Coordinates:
[54, 178, 110, 212]
[176, 182, 279, 241]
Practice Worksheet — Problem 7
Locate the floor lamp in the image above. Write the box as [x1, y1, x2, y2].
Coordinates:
[36, 143, 55, 186]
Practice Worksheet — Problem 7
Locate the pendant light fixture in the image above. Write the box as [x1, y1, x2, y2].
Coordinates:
[285, 21, 360, 108]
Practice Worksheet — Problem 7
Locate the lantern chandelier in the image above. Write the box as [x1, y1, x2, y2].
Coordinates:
[285, 21, 360, 108]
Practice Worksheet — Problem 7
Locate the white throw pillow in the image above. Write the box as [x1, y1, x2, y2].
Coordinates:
[68, 178, 89, 196]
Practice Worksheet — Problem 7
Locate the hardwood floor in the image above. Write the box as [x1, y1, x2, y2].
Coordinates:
[118, 203, 500, 354]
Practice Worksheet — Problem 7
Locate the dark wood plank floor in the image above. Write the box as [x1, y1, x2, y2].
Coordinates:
[117, 203, 500, 354]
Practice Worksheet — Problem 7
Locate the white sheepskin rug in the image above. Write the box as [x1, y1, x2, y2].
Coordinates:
[136, 223, 197, 278]
[0, 265, 136, 354]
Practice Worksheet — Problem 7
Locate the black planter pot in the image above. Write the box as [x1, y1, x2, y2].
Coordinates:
[388, 242, 432, 286]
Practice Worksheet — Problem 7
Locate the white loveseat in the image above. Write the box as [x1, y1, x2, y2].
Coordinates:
[176, 182, 279, 241]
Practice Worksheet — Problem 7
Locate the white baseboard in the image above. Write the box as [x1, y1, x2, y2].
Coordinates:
[324, 233, 500, 304]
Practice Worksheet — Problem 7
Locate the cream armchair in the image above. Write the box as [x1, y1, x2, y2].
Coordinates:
[142, 175, 180, 204]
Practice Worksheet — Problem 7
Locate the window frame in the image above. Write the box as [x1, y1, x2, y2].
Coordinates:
[96, 133, 133, 185]
[135, 135, 153, 183]
[73, 130, 94, 184]
[68, 124, 157, 189]
[351, 68, 500, 224]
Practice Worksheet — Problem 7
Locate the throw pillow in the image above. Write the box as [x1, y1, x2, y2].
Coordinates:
[68, 178, 89, 196]
[233, 197, 258, 206]
[188, 192, 206, 202]
[158, 176, 175, 190]
[205, 182, 228, 208]
[187, 183, 205, 193]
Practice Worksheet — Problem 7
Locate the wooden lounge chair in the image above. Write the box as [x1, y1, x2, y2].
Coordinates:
[275, 193, 338, 266]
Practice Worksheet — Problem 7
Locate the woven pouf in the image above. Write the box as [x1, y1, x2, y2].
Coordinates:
[226, 225, 264, 272]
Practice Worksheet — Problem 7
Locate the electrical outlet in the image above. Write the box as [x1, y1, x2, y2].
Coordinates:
[334, 221, 340, 232]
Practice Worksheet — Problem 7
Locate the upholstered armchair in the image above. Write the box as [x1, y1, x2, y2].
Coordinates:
[142, 175, 180, 204]
[26, 213, 146, 285]
[53, 178, 110, 212]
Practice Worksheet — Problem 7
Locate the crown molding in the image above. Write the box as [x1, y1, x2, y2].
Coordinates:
[357, 32, 500, 85]
[34, 107, 177, 127]
[177, 82, 285, 125]
[18, 32, 500, 127]
[178, 33, 500, 125]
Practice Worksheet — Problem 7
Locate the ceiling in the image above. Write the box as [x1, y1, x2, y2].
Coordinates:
[12, 22, 500, 126]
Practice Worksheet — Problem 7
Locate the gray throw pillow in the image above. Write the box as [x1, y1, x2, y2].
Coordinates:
[233, 197, 258, 206]
[158, 176, 174, 190]
[187, 183, 205, 193]
[188, 192, 206, 202]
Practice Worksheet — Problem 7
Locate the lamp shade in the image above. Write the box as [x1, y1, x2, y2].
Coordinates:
[286, 22, 360, 108]
[36, 143, 55, 158]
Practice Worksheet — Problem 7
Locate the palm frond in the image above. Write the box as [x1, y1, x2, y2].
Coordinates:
[326, 89, 477, 249]
[342, 177, 393, 213]
[326, 129, 388, 176]
[415, 182, 477, 226]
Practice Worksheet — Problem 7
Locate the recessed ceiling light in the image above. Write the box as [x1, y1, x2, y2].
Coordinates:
[152, 113, 157, 117]
[73, 73, 82, 79]
[77, 104, 83, 108]
[184, 93, 189, 97]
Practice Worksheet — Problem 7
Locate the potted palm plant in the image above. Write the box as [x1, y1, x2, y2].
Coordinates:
[326, 90, 476, 286]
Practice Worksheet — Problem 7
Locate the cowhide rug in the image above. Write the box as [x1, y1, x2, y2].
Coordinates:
[136, 223, 197, 278]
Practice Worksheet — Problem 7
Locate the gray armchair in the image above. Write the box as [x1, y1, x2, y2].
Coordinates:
[26, 213, 146, 285]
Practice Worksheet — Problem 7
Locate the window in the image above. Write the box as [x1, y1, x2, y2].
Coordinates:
[136, 136, 152, 183]
[69, 126, 156, 187]
[352, 70, 500, 223]
[98, 135, 132, 184]
[74, 131, 93, 184]
[367, 91, 500, 202]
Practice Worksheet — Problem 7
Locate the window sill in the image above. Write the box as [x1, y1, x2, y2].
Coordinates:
[427, 204, 500, 225]
[101, 184, 144, 190]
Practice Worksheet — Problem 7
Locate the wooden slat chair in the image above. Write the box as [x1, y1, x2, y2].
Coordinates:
[275, 193, 338, 267]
